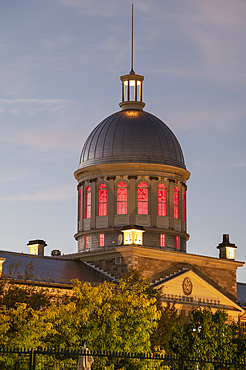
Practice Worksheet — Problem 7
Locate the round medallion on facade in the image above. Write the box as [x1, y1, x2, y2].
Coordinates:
[182, 277, 193, 295]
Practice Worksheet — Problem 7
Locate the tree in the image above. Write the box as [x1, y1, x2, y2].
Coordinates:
[171, 307, 238, 370]
[151, 302, 179, 356]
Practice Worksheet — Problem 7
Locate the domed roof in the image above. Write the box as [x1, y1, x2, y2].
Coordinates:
[79, 109, 186, 170]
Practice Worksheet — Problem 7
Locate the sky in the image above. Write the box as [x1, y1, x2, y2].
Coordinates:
[1, 0, 246, 281]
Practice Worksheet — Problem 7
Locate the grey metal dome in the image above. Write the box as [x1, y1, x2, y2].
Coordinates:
[79, 109, 186, 170]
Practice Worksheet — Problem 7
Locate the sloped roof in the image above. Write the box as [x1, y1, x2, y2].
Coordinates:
[0, 251, 112, 286]
[237, 283, 246, 306]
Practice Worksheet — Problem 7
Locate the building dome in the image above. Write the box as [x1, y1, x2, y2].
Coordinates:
[79, 109, 186, 170]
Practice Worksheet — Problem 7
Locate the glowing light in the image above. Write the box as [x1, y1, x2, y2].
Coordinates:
[226, 247, 235, 260]
[122, 228, 144, 245]
[30, 244, 39, 255]
[124, 80, 141, 86]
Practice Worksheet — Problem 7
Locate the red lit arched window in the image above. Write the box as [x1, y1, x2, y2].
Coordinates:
[183, 189, 186, 222]
[85, 186, 91, 219]
[174, 186, 180, 219]
[138, 182, 148, 215]
[158, 183, 167, 216]
[117, 182, 127, 214]
[98, 183, 107, 216]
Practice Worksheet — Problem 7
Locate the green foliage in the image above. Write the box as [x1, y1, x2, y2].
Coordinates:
[0, 272, 164, 369]
[171, 306, 239, 370]
[151, 302, 179, 356]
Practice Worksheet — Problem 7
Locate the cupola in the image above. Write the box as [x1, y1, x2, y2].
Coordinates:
[119, 71, 145, 111]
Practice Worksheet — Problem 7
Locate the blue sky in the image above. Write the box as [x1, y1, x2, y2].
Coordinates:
[1, 0, 246, 281]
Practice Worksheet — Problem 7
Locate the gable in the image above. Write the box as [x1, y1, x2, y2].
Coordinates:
[156, 270, 243, 314]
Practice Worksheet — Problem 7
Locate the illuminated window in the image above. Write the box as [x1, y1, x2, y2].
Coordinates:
[174, 186, 180, 219]
[158, 183, 167, 216]
[117, 182, 127, 214]
[98, 183, 107, 216]
[99, 233, 104, 247]
[176, 236, 180, 250]
[84, 235, 88, 249]
[85, 186, 91, 219]
[183, 189, 186, 222]
[78, 188, 81, 222]
[138, 182, 148, 215]
[160, 234, 166, 247]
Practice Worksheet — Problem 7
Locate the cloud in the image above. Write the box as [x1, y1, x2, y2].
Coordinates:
[164, 103, 246, 132]
[55, 0, 124, 17]
[0, 185, 75, 202]
[0, 98, 72, 116]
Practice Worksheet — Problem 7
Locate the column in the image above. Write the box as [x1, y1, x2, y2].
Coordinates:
[150, 176, 158, 227]
[128, 176, 137, 224]
[107, 176, 116, 227]
[90, 179, 96, 229]
[168, 179, 175, 229]
[78, 182, 84, 232]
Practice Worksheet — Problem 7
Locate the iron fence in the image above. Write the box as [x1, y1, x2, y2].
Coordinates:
[0, 347, 246, 369]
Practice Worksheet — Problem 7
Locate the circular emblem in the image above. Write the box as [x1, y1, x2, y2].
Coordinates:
[117, 234, 123, 246]
[182, 277, 193, 296]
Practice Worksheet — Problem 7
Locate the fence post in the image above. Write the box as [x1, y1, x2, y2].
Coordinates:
[179, 358, 184, 370]
[29, 350, 33, 370]
[32, 350, 36, 370]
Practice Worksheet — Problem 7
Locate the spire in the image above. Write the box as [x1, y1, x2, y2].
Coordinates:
[119, 4, 145, 111]
[130, 3, 134, 74]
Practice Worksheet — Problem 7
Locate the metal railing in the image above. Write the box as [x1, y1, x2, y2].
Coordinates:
[0, 347, 245, 369]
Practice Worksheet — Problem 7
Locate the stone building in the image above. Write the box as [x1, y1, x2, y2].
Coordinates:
[69, 65, 246, 322]
[0, 62, 246, 325]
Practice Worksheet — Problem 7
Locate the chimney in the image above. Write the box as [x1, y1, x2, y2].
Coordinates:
[217, 234, 237, 260]
[51, 250, 61, 257]
[27, 239, 47, 256]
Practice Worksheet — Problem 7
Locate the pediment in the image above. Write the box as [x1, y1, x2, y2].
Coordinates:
[155, 269, 243, 313]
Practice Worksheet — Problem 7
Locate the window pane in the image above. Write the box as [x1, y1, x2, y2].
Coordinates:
[160, 234, 166, 247]
[85, 235, 88, 249]
[117, 202, 127, 215]
[176, 236, 180, 250]
[99, 233, 104, 247]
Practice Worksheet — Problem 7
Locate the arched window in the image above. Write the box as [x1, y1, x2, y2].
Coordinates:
[158, 183, 167, 216]
[98, 183, 107, 216]
[183, 189, 186, 222]
[138, 182, 148, 215]
[85, 186, 91, 219]
[117, 182, 127, 214]
[174, 186, 180, 219]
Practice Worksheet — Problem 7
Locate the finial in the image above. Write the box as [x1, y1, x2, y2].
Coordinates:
[130, 4, 135, 75]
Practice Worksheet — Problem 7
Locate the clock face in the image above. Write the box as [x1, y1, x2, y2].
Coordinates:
[182, 277, 193, 296]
